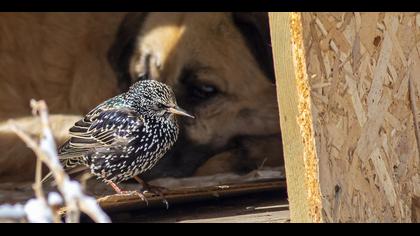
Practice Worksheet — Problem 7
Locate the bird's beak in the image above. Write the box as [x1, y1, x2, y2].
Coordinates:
[167, 106, 195, 119]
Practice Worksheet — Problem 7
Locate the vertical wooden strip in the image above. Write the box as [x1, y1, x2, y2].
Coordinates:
[269, 12, 322, 222]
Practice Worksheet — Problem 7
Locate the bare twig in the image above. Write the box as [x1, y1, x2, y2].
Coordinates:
[3, 99, 111, 223]
[34, 158, 44, 201]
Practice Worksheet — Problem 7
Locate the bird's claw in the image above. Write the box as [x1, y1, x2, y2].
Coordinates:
[140, 184, 168, 193]
[133, 177, 169, 209]
[117, 190, 149, 206]
[139, 186, 169, 209]
[162, 199, 169, 210]
[133, 191, 149, 206]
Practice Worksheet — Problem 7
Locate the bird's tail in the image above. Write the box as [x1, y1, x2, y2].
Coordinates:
[41, 165, 91, 185]
[40, 140, 69, 184]
[41, 139, 90, 185]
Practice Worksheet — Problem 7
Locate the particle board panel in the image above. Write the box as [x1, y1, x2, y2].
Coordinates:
[269, 12, 420, 222]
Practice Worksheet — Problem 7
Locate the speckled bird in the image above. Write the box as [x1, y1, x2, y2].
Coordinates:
[44, 80, 194, 198]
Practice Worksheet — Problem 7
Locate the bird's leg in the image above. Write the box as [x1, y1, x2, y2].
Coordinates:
[134, 176, 168, 193]
[106, 180, 149, 206]
[107, 180, 123, 193]
[133, 176, 169, 209]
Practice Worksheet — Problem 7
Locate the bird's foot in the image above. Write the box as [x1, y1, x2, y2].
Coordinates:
[140, 184, 168, 194]
[140, 185, 169, 209]
[118, 190, 149, 206]
[106, 180, 149, 205]
[134, 176, 169, 209]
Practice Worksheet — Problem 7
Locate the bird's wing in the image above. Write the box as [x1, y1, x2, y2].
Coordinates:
[58, 108, 144, 160]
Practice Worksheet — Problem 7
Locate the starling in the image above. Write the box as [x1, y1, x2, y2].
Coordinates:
[44, 80, 194, 204]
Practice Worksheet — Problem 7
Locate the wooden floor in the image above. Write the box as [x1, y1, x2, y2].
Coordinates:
[106, 190, 289, 223]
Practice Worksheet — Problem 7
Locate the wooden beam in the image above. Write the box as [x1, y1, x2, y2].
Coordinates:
[269, 12, 322, 223]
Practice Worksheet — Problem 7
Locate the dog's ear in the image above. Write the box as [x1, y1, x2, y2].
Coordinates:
[107, 13, 149, 91]
[232, 12, 275, 83]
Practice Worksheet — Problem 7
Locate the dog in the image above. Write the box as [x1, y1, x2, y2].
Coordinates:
[0, 13, 126, 181]
[0, 12, 283, 182]
[107, 12, 283, 179]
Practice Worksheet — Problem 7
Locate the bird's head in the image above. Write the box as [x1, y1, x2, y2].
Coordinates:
[128, 80, 195, 120]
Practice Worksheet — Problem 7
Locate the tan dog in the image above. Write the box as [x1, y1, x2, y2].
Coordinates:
[0, 12, 282, 182]
[108, 13, 283, 179]
[0, 13, 126, 181]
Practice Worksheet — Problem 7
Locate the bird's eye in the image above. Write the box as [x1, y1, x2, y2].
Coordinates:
[190, 83, 218, 100]
[157, 103, 168, 109]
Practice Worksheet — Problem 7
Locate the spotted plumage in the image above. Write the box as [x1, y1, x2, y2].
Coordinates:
[46, 80, 194, 189]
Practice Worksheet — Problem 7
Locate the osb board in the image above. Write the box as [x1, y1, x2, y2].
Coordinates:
[269, 12, 321, 222]
[299, 12, 420, 222]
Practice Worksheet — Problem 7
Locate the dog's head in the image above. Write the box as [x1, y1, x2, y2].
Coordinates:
[108, 13, 281, 178]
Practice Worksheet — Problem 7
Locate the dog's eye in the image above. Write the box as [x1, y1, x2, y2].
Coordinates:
[191, 83, 218, 100]
[180, 68, 219, 102]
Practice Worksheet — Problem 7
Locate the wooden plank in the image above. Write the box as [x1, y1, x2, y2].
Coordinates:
[269, 12, 321, 222]
[97, 180, 285, 213]
[178, 210, 289, 223]
[107, 191, 289, 223]
[56, 180, 286, 215]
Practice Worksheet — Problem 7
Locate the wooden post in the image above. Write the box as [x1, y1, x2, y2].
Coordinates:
[269, 12, 322, 222]
[269, 12, 420, 222]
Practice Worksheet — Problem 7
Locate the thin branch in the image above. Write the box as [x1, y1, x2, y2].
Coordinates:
[5, 99, 111, 223]
[33, 158, 45, 202]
